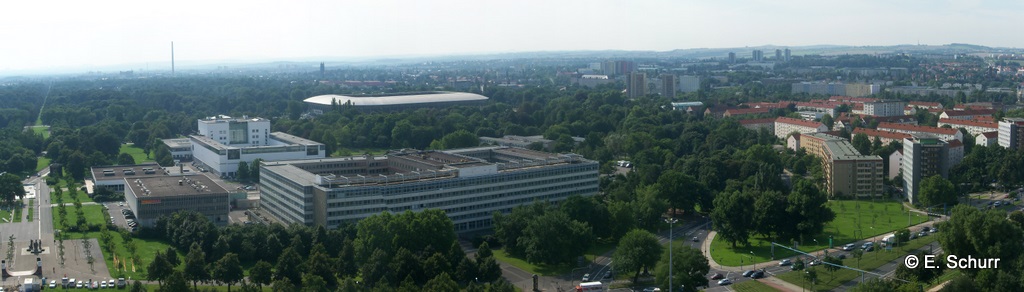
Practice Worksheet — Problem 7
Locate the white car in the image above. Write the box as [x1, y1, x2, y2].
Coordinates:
[49, 280, 57, 288]
[718, 278, 733, 285]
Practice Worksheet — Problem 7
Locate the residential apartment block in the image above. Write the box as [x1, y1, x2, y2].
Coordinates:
[259, 147, 599, 233]
[799, 133, 884, 198]
[774, 117, 828, 139]
[902, 134, 952, 205]
[999, 118, 1024, 149]
[877, 122, 962, 142]
[937, 118, 998, 136]
[852, 128, 912, 145]
[863, 101, 907, 117]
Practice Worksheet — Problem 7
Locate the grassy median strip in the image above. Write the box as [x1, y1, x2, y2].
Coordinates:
[27, 199, 33, 221]
[733, 280, 783, 292]
[776, 236, 938, 291]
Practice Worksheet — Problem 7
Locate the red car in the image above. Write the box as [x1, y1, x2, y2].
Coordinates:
[709, 273, 724, 280]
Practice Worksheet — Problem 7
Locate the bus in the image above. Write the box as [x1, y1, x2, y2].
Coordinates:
[576, 281, 607, 292]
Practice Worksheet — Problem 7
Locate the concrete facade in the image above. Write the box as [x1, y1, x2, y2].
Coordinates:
[259, 147, 599, 233]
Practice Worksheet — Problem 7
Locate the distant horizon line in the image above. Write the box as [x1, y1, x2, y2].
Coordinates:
[2, 42, 1021, 77]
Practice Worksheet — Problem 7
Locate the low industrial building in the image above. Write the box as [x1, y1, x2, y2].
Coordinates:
[304, 91, 488, 114]
[259, 146, 599, 233]
[123, 175, 230, 227]
[162, 138, 193, 161]
[90, 162, 167, 192]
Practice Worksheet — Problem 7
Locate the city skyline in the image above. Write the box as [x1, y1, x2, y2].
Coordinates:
[2, 0, 1022, 74]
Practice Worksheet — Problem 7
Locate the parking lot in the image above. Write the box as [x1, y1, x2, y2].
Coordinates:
[104, 201, 137, 231]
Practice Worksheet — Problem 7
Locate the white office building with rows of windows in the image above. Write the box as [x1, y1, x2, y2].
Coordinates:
[259, 146, 599, 232]
[188, 115, 325, 178]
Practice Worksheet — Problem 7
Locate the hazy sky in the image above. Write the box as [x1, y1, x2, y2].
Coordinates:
[1, 0, 1021, 73]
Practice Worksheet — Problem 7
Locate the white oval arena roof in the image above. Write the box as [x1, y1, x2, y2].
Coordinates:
[304, 91, 488, 106]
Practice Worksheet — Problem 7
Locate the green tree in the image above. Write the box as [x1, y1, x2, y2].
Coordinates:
[300, 273, 327, 292]
[635, 185, 670, 231]
[519, 210, 593, 265]
[475, 242, 502, 282]
[237, 161, 250, 181]
[249, 260, 273, 289]
[211, 253, 245, 292]
[0, 173, 24, 206]
[250, 159, 263, 182]
[711, 190, 754, 247]
[918, 175, 958, 207]
[274, 247, 303, 285]
[164, 270, 190, 292]
[613, 229, 663, 284]
[437, 129, 479, 149]
[130, 280, 147, 292]
[305, 243, 337, 287]
[786, 180, 836, 242]
[656, 170, 708, 215]
[937, 205, 1024, 280]
[184, 242, 210, 290]
[752, 190, 790, 241]
[146, 251, 173, 287]
[821, 114, 834, 130]
[270, 279, 296, 292]
[822, 255, 842, 278]
[852, 133, 871, 155]
[117, 153, 136, 165]
[559, 195, 611, 239]
[423, 273, 460, 292]
[654, 245, 709, 292]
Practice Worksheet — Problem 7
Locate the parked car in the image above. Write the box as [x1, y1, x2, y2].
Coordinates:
[717, 278, 732, 285]
[779, 259, 792, 266]
[710, 273, 724, 280]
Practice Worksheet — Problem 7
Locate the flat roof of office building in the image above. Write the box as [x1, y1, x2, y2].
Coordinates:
[91, 162, 166, 182]
[125, 175, 228, 198]
[162, 138, 192, 148]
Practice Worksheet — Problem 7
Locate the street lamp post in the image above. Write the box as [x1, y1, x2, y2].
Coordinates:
[750, 251, 756, 270]
[665, 217, 678, 292]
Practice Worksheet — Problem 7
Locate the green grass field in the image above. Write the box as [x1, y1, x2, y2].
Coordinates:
[733, 280, 782, 292]
[119, 144, 154, 164]
[53, 204, 108, 232]
[102, 234, 176, 280]
[776, 236, 938, 291]
[51, 180, 93, 203]
[36, 156, 51, 172]
[0, 209, 11, 223]
[31, 125, 50, 139]
[711, 200, 929, 267]
[28, 199, 34, 221]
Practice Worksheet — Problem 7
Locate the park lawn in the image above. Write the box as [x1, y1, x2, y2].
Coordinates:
[28, 199, 34, 221]
[119, 144, 154, 164]
[50, 179, 93, 203]
[53, 205, 108, 232]
[102, 234, 176, 280]
[36, 156, 51, 171]
[733, 279, 783, 292]
[31, 126, 49, 139]
[0, 209, 10, 223]
[775, 236, 938, 291]
[710, 200, 929, 267]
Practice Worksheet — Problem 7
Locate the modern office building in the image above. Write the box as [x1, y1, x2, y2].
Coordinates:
[190, 115, 325, 177]
[999, 118, 1024, 149]
[863, 101, 907, 117]
[90, 163, 167, 192]
[162, 138, 194, 161]
[479, 135, 584, 151]
[304, 91, 488, 114]
[902, 134, 951, 205]
[792, 82, 880, 97]
[259, 146, 599, 233]
[799, 133, 884, 198]
[123, 175, 230, 227]
[774, 117, 828, 139]
[660, 74, 676, 97]
[628, 72, 647, 99]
